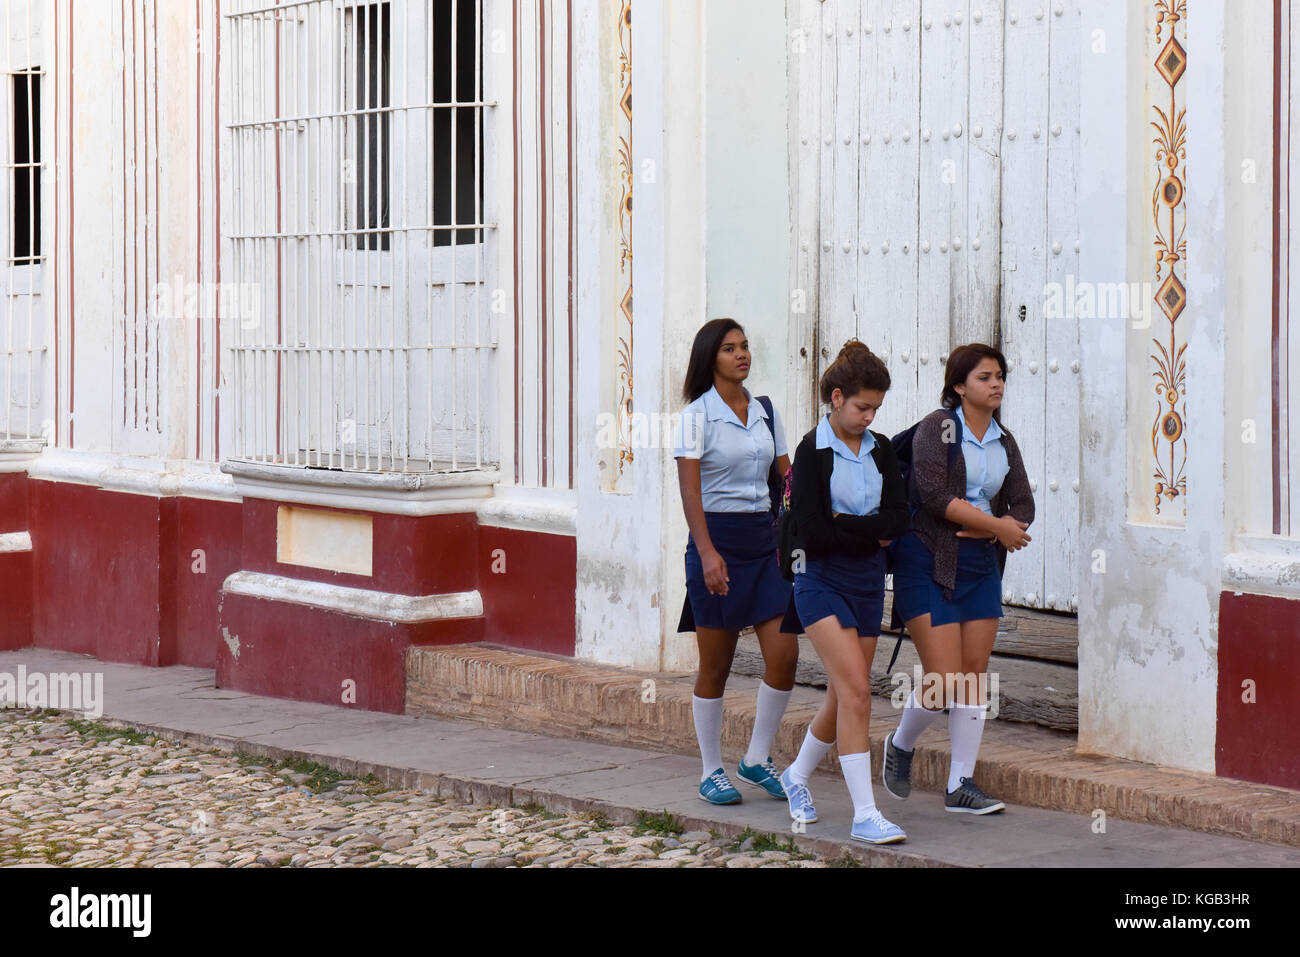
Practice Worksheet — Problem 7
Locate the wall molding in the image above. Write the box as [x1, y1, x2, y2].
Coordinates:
[222, 571, 484, 624]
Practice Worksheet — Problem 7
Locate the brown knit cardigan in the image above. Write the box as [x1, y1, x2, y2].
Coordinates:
[909, 407, 1036, 596]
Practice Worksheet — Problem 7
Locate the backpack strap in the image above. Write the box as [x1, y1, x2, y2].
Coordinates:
[757, 395, 780, 518]
[756, 395, 776, 444]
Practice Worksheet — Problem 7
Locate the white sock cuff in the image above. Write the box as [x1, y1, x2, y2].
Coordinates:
[837, 751, 871, 768]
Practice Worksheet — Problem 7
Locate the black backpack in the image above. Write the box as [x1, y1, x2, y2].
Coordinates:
[881, 409, 963, 666]
[890, 409, 962, 514]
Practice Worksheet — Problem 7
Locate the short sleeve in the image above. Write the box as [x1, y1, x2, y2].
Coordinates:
[673, 405, 705, 460]
[771, 407, 788, 459]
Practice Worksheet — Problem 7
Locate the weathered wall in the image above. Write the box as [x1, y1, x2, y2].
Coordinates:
[1078, 0, 1281, 774]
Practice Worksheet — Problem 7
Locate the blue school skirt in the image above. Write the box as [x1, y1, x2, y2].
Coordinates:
[784, 552, 888, 638]
[678, 511, 792, 632]
[890, 531, 1003, 627]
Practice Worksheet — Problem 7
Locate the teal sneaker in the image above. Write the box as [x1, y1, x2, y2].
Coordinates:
[698, 768, 742, 805]
[849, 810, 907, 845]
[737, 757, 787, 799]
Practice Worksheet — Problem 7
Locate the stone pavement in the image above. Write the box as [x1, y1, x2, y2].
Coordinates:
[0, 711, 829, 868]
[3, 648, 1299, 867]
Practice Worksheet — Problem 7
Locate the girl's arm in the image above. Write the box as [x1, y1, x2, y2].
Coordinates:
[676, 458, 730, 595]
[1001, 436, 1036, 526]
[789, 440, 840, 557]
[913, 411, 1028, 547]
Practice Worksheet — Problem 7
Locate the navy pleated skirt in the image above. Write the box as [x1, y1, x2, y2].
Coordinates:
[890, 531, 1003, 627]
[784, 552, 887, 638]
[678, 512, 792, 632]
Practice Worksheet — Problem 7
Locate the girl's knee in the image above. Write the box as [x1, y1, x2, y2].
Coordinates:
[837, 677, 873, 714]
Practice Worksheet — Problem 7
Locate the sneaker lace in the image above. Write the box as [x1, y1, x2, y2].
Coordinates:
[787, 780, 812, 808]
[758, 758, 779, 778]
[708, 770, 733, 791]
[959, 777, 990, 799]
[863, 808, 895, 829]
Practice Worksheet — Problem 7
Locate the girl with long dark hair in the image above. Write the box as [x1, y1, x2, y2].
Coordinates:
[882, 343, 1035, 814]
[776, 341, 911, 844]
[673, 319, 798, 805]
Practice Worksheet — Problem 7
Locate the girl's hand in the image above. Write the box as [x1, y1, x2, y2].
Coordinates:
[993, 517, 1031, 551]
[955, 526, 997, 540]
[702, 548, 730, 596]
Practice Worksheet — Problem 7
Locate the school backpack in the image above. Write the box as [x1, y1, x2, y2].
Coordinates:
[890, 409, 962, 513]
[755, 396, 783, 522]
[776, 463, 797, 582]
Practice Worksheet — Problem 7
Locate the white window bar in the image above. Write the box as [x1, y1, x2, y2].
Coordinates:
[225, 0, 495, 474]
[1, 0, 44, 443]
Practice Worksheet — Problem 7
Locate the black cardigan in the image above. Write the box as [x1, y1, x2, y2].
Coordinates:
[788, 425, 910, 562]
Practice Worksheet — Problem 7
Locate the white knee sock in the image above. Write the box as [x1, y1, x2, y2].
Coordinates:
[744, 681, 793, 765]
[893, 689, 943, 751]
[786, 726, 834, 786]
[838, 752, 878, 821]
[693, 695, 725, 781]
[947, 703, 988, 792]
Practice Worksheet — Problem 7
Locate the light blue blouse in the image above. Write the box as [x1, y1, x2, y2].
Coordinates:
[816, 415, 882, 517]
[955, 405, 1010, 515]
[673, 386, 788, 513]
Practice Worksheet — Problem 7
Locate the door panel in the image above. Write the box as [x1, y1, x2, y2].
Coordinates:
[790, 0, 1081, 614]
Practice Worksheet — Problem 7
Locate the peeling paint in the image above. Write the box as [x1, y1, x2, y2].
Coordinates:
[221, 627, 240, 661]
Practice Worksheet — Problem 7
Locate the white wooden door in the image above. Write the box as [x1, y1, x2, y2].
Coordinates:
[789, 0, 1081, 614]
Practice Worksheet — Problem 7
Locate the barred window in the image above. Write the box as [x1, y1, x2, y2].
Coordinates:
[1, 0, 45, 445]
[226, 0, 496, 474]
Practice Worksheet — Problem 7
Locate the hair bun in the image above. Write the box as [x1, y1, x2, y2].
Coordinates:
[835, 339, 873, 362]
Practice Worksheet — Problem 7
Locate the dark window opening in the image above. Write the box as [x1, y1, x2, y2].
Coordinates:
[432, 0, 483, 247]
[13, 70, 40, 265]
[353, 4, 390, 251]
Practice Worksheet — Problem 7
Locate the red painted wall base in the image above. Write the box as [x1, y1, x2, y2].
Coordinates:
[1217, 591, 1300, 790]
[0, 473, 32, 650]
[217, 593, 485, 714]
[0, 552, 32, 650]
[21, 475, 577, 713]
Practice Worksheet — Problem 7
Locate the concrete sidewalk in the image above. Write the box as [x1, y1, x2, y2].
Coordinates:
[3, 649, 1298, 867]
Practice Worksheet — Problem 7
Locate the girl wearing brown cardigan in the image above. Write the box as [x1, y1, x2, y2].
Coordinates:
[883, 343, 1035, 815]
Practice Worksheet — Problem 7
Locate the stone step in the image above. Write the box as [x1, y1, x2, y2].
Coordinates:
[405, 643, 1300, 849]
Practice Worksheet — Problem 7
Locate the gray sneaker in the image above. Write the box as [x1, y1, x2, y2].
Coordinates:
[944, 776, 1006, 814]
[881, 731, 913, 800]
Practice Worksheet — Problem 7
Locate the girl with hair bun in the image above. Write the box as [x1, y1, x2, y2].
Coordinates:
[776, 340, 911, 844]
[673, 319, 798, 807]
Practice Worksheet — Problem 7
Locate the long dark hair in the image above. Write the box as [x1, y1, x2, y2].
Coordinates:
[942, 343, 1009, 425]
[819, 339, 890, 404]
[683, 318, 744, 402]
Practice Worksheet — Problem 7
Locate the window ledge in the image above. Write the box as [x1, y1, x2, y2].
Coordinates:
[25, 450, 240, 501]
[0, 437, 46, 473]
[1223, 536, 1300, 602]
[220, 458, 501, 516]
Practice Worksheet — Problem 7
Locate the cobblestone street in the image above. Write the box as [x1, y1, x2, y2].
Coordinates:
[0, 711, 836, 869]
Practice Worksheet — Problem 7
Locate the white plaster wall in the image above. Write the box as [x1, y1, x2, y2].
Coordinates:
[1223, 4, 1283, 541]
[61, 0, 204, 460]
[574, 0, 701, 671]
[1077, 0, 1246, 772]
